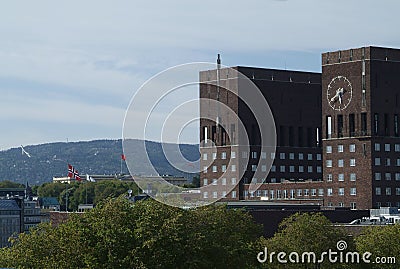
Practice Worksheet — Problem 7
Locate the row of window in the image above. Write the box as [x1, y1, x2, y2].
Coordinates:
[202, 152, 322, 161]
[326, 159, 356, 167]
[326, 144, 356, 153]
[374, 143, 400, 152]
[374, 158, 400, 166]
[375, 172, 400, 181]
[203, 178, 237, 186]
[243, 187, 357, 199]
[326, 173, 357, 182]
[375, 187, 400, 196]
[204, 164, 323, 173]
[202, 190, 236, 199]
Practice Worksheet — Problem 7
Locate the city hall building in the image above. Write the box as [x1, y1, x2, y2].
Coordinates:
[199, 46, 400, 210]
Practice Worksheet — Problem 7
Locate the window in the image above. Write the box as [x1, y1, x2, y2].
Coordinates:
[317, 166, 322, 173]
[395, 114, 399, 137]
[221, 152, 226, 159]
[203, 153, 208, 160]
[349, 113, 355, 136]
[261, 151, 266, 159]
[395, 144, 400, 152]
[318, 189, 324, 196]
[231, 165, 236, 172]
[307, 166, 313, 173]
[350, 159, 356, 167]
[271, 178, 276, 183]
[271, 165, 276, 172]
[231, 191, 236, 198]
[327, 188, 333, 196]
[289, 166, 295, 172]
[338, 202, 344, 207]
[270, 190, 275, 199]
[280, 166, 285, 172]
[328, 202, 334, 207]
[349, 144, 356, 152]
[376, 187, 381, 195]
[251, 165, 257, 172]
[397, 159, 400, 166]
[212, 178, 217, 185]
[231, 178, 237, 185]
[386, 187, 392, 195]
[212, 152, 217, 160]
[385, 144, 391, 152]
[396, 173, 400, 181]
[261, 165, 267, 172]
[350, 173, 356, 181]
[375, 143, 380, 151]
[375, 173, 381, 181]
[326, 116, 332, 139]
[283, 190, 288, 199]
[289, 153, 295, 160]
[298, 166, 304, 173]
[326, 160, 333, 167]
[221, 178, 226, 185]
[338, 174, 344, 181]
[290, 189, 295, 199]
[327, 174, 333, 182]
[326, 146, 332, 153]
[386, 158, 391, 166]
[242, 151, 248, 158]
[338, 115, 344, 137]
[385, 173, 391, 180]
[338, 145, 344, 153]
[338, 159, 344, 167]
[396, 188, 400, 195]
[339, 188, 345, 196]
[280, 153, 285, 160]
[203, 166, 208, 173]
[213, 192, 218, 198]
[271, 152, 275, 159]
[375, 158, 381, 166]
[317, 154, 322, 160]
[203, 179, 208, 186]
[203, 192, 208, 199]
[361, 113, 367, 135]
[311, 189, 317, 196]
[231, 151, 236, 158]
[277, 190, 281, 199]
[350, 202, 356, 209]
[308, 154, 313, 160]
[304, 189, 309, 196]
[212, 166, 217, 172]
[250, 151, 257, 159]
[222, 191, 227, 198]
[374, 113, 379, 135]
[297, 189, 302, 196]
[350, 188, 356, 196]
[299, 153, 304, 160]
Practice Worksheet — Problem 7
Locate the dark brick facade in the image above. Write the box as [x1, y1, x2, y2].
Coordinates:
[200, 46, 400, 210]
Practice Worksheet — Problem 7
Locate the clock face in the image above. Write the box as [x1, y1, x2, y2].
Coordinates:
[327, 76, 353, 111]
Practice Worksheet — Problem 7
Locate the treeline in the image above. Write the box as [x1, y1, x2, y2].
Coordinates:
[35, 180, 140, 211]
[0, 197, 399, 268]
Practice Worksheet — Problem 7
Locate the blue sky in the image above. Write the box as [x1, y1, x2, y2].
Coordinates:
[1, 0, 400, 150]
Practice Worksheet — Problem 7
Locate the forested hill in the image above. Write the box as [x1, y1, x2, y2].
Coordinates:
[0, 139, 199, 185]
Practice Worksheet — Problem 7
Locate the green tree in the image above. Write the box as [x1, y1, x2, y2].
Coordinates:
[257, 212, 353, 269]
[0, 180, 24, 188]
[0, 197, 262, 268]
[355, 224, 400, 269]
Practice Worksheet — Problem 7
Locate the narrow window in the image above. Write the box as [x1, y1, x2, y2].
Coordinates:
[384, 113, 389, 136]
[349, 114, 355, 137]
[326, 116, 332, 139]
[361, 113, 367, 135]
[337, 115, 343, 138]
[395, 114, 399, 137]
[374, 113, 379, 135]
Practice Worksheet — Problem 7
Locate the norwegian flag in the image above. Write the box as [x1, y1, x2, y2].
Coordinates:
[68, 164, 82, 181]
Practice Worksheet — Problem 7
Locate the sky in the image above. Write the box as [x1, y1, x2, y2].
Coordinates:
[1, 0, 400, 150]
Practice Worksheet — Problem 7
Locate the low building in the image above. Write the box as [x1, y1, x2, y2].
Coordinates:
[0, 199, 23, 247]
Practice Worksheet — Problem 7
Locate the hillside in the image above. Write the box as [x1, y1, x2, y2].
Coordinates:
[0, 139, 199, 185]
